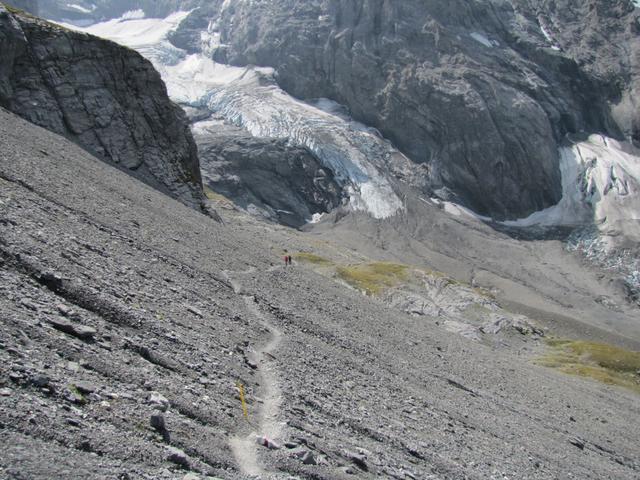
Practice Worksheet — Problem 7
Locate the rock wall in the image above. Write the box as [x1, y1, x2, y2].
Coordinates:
[171, 0, 638, 219]
[197, 124, 342, 228]
[0, 5, 204, 208]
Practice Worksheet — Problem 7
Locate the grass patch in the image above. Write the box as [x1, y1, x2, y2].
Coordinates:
[536, 339, 640, 393]
[203, 186, 226, 201]
[2, 3, 26, 14]
[294, 252, 333, 266]
[66, 384, 87, 405]
[336, 262, 409, 296]
[203, 186, 235, 208]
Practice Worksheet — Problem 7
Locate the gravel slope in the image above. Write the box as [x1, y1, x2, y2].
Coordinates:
[1, 107, 639, 479]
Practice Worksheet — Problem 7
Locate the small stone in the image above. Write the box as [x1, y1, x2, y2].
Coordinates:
[48, 317, 97, 341]
[39, 272, 63, 291]
[301, 450, 317, 465]
[346, 451, 368, 471]
[66, 418, 81, 427]
[285, 441, 299, 449]
[150, 413, 166, 432]
[166, 446, 190, 468]
[0, 388, 12, 396]
[186, 305, 203, 317]
[56, 304, 72, 316]
[9, 372, 23, 383]
[256, 435, 281, 450]
[148, 392, 170, 412]
[30, 374, 50, 388]
[67, 362, 80, 372]
[74, 325, 98, 340]
[569, 437, 585, 450]
[182, 474, 200, 480]
[73, 381, 98, 394]
[20, 298, 38, 310]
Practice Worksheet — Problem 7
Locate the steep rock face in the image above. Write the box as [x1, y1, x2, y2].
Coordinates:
[526, 0, 640, 143]
[0, 5, 204, 208]
[169, 0, 638, 219]
[197, 123, 342, 227]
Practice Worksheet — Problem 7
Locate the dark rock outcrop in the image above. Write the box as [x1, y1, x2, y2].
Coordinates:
[197, 124, 342, 227]
[0, 5, 204, 208]
[169, 0, 639, 219]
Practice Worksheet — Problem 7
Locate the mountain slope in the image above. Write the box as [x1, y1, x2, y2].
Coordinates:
[2, 106, 640, 479]
[169, 0, 631, 219]
[0, 4, 204, 208]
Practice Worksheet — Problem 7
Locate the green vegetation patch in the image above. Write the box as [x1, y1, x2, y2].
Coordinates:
[2, 3, 25, 14]
[294, 252, 333, 266]
[203, 186, 236, 208]
[66, 384, 87, 405]
[336, 262, 409, 295]
[204, 186, 225, 201]
[536, 339, 640, 393]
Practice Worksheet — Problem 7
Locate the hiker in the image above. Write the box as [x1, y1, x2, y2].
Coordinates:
[284, 255, 289, 266]
[288, 255, 293, 266]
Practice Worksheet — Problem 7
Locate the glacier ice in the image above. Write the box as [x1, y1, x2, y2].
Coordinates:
[503, 135, 640, 239]
[64, 11, 404, 220]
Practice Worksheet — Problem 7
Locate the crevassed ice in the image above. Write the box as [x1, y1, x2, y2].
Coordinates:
[503, 135, 640, 242]
[67, 10, 404, 220]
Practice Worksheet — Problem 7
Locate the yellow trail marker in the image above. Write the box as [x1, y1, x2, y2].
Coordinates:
[237, 381, 249, 420]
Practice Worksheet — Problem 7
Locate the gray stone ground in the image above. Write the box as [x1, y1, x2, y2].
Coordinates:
[1, 107, 640, 479]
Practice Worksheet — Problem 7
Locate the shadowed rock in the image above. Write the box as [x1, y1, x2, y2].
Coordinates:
[0, 5, 204, 209]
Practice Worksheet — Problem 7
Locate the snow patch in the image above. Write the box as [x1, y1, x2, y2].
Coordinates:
[470, 32, 496, 48]
[66, 3, 94, 14]
[310, 213, 326, 224]
[539, 22, 561, 50]
[66, 11, 189, 49]
[429, 198, 491, 221]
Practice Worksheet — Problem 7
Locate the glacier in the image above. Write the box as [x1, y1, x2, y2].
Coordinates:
[61, 10, 405, 220]
[504, 135, 640, 292]
[503, 135, 640, 240]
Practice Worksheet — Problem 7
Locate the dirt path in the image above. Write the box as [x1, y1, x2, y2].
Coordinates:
[223, 269, 284, 478]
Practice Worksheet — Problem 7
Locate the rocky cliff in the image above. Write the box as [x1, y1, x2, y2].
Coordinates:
[196, 123, 342, 228]
[167, 0, 639, 220]
[0, 4, 204, 208]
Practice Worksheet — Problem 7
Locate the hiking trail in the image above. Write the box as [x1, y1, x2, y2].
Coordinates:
[223, 268, 284, 478]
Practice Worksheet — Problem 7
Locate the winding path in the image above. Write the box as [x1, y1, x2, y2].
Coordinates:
[223, 269, 284, 478]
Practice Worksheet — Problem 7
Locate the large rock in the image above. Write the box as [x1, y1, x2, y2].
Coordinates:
[197, 124, 342, 227]
[0, 5, 204, 208]
[169, 0, 638, 219]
